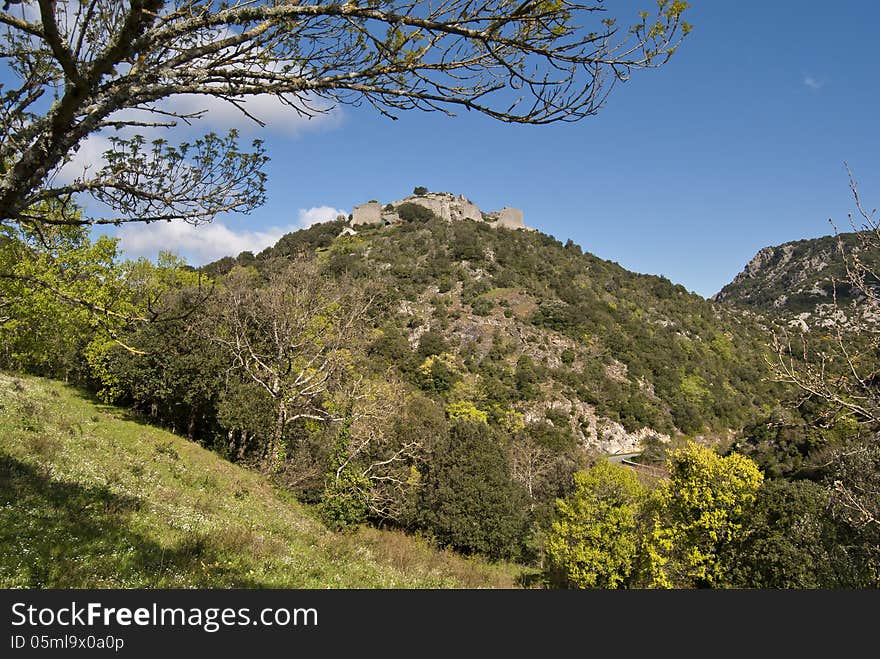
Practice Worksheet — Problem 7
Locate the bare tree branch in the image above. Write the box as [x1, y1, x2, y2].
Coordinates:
[0, 0, 693, 230]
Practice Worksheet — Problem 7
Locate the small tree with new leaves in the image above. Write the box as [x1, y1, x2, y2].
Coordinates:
[545, 460, 647, 589]
[646, 442, 763, 588]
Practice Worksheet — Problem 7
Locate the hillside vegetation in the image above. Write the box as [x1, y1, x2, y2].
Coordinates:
[85, 215, 788, 562]
[209, 217, 781, 440]
[3, 205, 878, 588]
[0, 372, 526, 588]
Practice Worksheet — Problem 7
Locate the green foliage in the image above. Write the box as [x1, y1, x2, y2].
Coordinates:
[471, 296, 494, 316]
[250, 215, 780, 438]
[419, 421, 527, 559]
[369, 324, 414, 367]
[731, 411, 840, 478]
[715, 233, 879, 312]
[417, 330, 448, 358]
[0, 374, 519, 588]
[417, 352, 460, 393]
[647, 443, 764, 588]
[319, 476, 371, 531]
[820, 442, 880, 585]
[545, 461, 647, 588]
[0, 218, 125, 381]
[96, 281, 223, 441]
[1, 208, 806, 580]
[446, 400, 489, 424]
[215, 383, 276, 456]
[721, 479, 850, 588]
[396, 202, 436, 223]
[413, 186, 429, 196]
[320, 422, 370, 531]
[640, 433, 671, 465]
[515, 354, 544, 399]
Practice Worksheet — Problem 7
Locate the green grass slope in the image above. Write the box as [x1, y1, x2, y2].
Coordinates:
[0, 372, 527, 588]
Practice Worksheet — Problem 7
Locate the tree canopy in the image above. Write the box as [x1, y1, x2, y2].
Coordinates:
[545, 460, 646, 588]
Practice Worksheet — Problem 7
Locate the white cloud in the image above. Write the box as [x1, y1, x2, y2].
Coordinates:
[803, 75, 824, 91]
[118, 221, 290, 263]
[54, 133, 113, 185]
[297, 206, 346, 228]
[52, 94, 340, 187]
[163, 93, 340, 136]
[117, 206, 345, 264]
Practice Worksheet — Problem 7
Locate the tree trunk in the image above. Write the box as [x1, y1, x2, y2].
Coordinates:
[187, 408, 197, 440]
[269, 400, 287, 471]
[238, 430, 248, 462]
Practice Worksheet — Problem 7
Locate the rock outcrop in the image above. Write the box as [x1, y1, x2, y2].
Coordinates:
[487, 207, 525, 229]
[713, 232, 876, 316]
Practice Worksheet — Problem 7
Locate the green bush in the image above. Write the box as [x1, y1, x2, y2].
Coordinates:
[418, 421, 526, 559]
[396, 202, 436, 223]
[721, 479, 843, 588]
[417, 330, 448, 358]
[545, 461, 646, 588]
[319, 475, 370, 531]
[471, 297, 493, 316]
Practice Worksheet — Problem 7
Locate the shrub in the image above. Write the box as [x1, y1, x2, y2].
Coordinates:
[545, 461, 646, 588]
[418, 421, 527, 559]
[721, 479, 843, 588]
[319, 475, 370, 531]
[397, 202, 436, 223]
[417, 330, 448, 358]
[646, 443, 764, 588]
[471, 297, 493, 316]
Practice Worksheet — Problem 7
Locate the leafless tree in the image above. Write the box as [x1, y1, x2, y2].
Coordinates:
[0, 0, 692, 235]
[768, 166, 880, 540]
[330, 376, 426, 520]
[213, 256, 368, 468]
[769, 167, 880, 429]
[509, 436, 554, 502]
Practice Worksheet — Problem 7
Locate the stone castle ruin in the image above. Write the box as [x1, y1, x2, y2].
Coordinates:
[347, 192, 531, 232]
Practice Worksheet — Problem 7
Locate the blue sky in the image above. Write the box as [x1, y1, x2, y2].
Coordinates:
[109, 2, 880, 297]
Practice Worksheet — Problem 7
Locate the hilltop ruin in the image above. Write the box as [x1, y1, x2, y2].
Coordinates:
[344, 191, 531, 232]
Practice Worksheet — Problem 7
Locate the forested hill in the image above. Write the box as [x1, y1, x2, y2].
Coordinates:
[205, 216, 780, 447]
[714, 232, 880, 314]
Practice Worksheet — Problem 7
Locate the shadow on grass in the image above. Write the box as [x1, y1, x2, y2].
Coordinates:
[53, 381, 164, 428]
[0, 454, 266, 588]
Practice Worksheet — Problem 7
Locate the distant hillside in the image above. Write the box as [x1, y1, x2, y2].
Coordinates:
[206, 214, 782, 446]
[0, 373, 526, 588]
[714, 232, 880, 314]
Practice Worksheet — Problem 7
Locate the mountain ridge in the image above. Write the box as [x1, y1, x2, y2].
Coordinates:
[714, 232, 880, 330]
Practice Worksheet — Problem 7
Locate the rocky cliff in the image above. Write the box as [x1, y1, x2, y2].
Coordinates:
[713, 233, 877, 311]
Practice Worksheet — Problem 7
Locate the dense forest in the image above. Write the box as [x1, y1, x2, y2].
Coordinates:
[2, 207, 878, 587]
